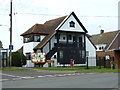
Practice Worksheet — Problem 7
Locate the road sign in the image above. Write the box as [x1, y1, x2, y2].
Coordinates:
[9, 45, 13, 50]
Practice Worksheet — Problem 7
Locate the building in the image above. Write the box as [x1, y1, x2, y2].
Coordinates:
[90, 30, 120, 69]
[0, 41, 9, 67]
[21, 12, 96, 67]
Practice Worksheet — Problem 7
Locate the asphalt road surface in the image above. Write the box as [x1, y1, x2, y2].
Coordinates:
[2, 72, 119, 88]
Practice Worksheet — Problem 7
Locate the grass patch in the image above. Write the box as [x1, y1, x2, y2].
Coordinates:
[28, 66, 119, 72]
[1, 66, 119, 72]
[2, 67, 33, 71]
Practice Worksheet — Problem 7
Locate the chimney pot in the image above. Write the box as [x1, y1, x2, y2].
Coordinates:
[100, 30, 104, 34]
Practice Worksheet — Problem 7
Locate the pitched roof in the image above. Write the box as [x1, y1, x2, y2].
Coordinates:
[56, 12, 88, 33]
[21, 24, 50, 36]
[90, 30, 120, 49]
[34, 31, 56, 50]
[21, 16, 66, 36]
[33, 16, 67, 50]
[21, 12, 88, 50]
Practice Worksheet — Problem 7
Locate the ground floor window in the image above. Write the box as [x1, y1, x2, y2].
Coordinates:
[26, 53, 31, 60]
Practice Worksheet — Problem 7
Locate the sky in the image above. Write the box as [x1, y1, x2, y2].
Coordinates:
[0, 0, 119, 51]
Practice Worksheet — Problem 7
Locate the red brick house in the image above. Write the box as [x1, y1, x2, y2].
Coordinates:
[90, 30, 120, 69]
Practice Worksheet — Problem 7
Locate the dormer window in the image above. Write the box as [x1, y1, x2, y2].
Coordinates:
[69, 21, 75, 27]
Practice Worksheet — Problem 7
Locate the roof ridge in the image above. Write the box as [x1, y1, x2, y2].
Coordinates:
[91, 30, 120, 36]
[31, 24, 38, 33]
[44, 16, 67, 24]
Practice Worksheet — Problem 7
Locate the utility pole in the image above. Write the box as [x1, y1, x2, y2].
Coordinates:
[9, 0, 13, 67]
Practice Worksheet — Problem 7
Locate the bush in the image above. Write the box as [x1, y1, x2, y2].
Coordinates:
[11, 51, 26, 67]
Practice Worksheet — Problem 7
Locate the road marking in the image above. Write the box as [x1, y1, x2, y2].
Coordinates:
[21, 77, 35, 79]
[0, 79, 9, 81]
[56, 74, 66, 77]
[37, 76, 46, 78]
[12, 78, 22, 80]
[1, 73, 22, 78]
[1, 72, 95, 82]
[44, 75, 55, 77]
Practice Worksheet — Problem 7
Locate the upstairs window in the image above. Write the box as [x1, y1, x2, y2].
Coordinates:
[34, 36, 41, 42]
[69, 21, 75, 27]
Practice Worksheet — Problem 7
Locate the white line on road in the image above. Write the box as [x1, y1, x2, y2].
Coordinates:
[0, 79, 9, 81]
[37, 76, 46, 78]
[21, 77, 35, 79]
[0, 73, 22, 78]
[44, 75, 55, 77]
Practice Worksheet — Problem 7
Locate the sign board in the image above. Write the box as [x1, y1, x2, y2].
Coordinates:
[31, 53, 46, 63]
[9, 45, 13, 50]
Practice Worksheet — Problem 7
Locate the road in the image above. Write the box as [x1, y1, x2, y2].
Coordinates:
[2, 71, 119, 88]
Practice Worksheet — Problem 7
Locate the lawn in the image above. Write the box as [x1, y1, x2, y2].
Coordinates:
[28, 66, 119, 72]
[1, 66, 119, 72]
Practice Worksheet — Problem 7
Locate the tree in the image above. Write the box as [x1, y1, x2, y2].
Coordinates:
[0, 40, 3, 48]
[12, 51, 26, 67]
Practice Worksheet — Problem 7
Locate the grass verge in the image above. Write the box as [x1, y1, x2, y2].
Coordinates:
[28, 66, 119, 72]
[1, 66, 119, 72]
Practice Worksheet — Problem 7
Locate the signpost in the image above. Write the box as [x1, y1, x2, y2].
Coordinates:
[9, 45, 13, 50]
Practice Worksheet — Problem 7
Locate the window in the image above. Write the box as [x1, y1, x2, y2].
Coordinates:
[63, 37, 66, 40]
[79, 37, 82, 42]
[23, 36, 34, 43]
[54, 55, 57, 59]
[26, 53, 31, 60]
[102, 46, 104, 49]
[69, 21, 75, 27]
[59, 51, 63, 59]
[105, 55, 110, 60]
[99, 47, 102, 50]
[34, 36, 40, 42]
[86, 51, 89, 57]
[23, 37, 28, 43]
[68, 35, 72, 40]
[81, 51, 85, 58]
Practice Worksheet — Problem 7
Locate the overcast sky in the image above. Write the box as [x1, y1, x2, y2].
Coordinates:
[0, 0, 119, 51]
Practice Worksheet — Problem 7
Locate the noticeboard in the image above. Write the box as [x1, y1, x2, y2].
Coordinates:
[31, 53, 46, 63]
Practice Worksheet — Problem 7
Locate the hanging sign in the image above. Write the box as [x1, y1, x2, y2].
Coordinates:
[31, 53, 46, 63]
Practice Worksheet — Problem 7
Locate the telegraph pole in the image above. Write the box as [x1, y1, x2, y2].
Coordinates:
[9, 0, 13, 67]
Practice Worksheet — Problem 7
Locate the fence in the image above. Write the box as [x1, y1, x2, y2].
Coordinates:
[86, 56, 115, 69]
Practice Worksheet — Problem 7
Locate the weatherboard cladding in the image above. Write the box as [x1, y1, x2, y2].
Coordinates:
[90, 30, 120, 49]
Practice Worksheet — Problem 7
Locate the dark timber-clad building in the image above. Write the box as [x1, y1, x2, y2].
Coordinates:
[21, 12, 96, 67]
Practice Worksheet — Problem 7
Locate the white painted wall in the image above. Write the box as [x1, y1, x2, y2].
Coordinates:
[51, 52, 57, 67]
[23, 42, 39, 55]
[57, 15, 84, 32]
[23, 42, 39, 67]
[86, 36, 96, 66]
[96, 44, 107, 51]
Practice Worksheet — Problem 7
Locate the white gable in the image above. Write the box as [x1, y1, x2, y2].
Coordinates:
[56, 14, 85, 32]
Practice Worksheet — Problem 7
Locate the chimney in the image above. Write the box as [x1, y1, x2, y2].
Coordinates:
[100, 30, 104, 34]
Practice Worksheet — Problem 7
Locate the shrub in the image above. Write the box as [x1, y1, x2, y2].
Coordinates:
[12, 51, 26, 67]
